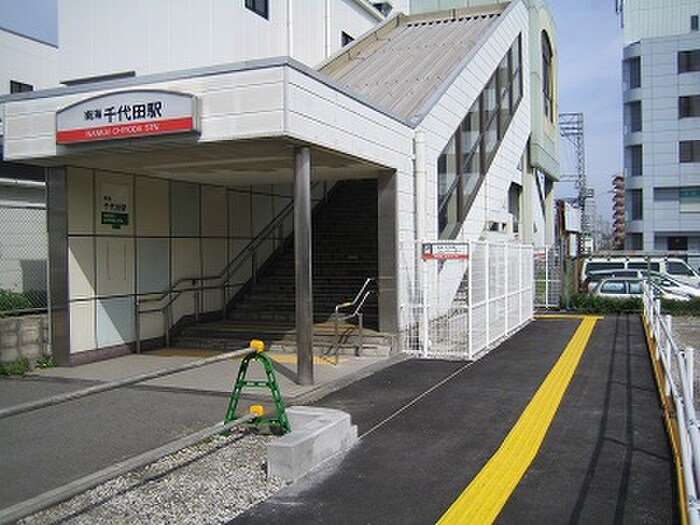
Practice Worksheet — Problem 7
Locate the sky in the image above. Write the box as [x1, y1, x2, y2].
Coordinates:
[0, 0, 623, 225]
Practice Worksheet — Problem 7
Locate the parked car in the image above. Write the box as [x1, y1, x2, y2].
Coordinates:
[593, 277, 690, 301]
[646, 272, 700, 299]
[582, 269, 644, 294]
[581, 256, 700, 287]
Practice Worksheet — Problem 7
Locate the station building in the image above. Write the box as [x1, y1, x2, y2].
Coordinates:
[0, 0, 559, 381]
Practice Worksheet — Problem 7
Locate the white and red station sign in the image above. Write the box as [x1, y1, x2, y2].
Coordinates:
[421, 242, 470, 260]
[56, 90, 199, 144]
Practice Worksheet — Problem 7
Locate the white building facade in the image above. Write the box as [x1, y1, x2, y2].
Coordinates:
[622, 0, 700, 256]
[1, 0, 558, 372]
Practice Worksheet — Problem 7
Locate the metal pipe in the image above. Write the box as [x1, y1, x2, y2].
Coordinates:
[295, 146, 314, 385]
[0, 346, 254, 420]
[0, 413, 256, 523]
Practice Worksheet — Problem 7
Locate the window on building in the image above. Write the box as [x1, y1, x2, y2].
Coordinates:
[625, 57, 641, 89]
[680, 187, 700, 213]
[626, 101, 642, 132]
[542, 31, 554, 122]
[679, 95, 700, 118]
[692, 15, 699, 32]
[627, 144, 643, 176]
[678, 49, 700, 73]
[10, 80, 33, 94]
[680, 140, 700, 162]
[626, 233, 643, 250]
[629, 189, 643, 220]
[341, 32, 354, 47]
[245, 0, 269, 19]
[437, 34, 523, 239]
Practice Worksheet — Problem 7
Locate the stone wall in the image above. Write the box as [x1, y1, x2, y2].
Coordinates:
[0, 314, 50, 365]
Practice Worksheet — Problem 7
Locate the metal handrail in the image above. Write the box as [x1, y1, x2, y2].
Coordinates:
[135, 182, 324, 352]
[327, 278, 376, 364]
[642, 283, 700, 525]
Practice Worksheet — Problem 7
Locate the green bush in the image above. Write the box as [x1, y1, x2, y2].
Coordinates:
[660, 297, 700, 316]
[0, 356, 31, 377]
[569, 293, 642, 314]
[0, 289, 32, 313]
[569, 293, 700, 315]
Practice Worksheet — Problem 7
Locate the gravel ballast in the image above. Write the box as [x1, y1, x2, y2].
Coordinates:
[19, 430, 285, 524]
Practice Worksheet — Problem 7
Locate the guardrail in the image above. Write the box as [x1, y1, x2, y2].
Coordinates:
[642, 283, 699, 525]
[326, 277, 375, 363]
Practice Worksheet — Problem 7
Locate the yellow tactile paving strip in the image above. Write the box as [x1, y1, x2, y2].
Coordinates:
[438, 315, 601, 524]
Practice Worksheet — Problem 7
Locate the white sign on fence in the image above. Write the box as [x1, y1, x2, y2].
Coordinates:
[421, 242, 470, 260]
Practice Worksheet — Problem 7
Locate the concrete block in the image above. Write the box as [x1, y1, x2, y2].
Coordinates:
[267, 406, 358, 481]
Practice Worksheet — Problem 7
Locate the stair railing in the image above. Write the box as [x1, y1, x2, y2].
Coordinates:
[327, 277, 376, 364]
[135, 182, 325, 353]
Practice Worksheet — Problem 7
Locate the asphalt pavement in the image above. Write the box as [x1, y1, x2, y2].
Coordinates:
[0, 315, 678, 523]
[234, 315, 677, 524]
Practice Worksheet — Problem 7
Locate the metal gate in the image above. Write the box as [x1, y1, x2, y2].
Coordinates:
[534, 246, 561, 309]
[402, 240, 533, 360]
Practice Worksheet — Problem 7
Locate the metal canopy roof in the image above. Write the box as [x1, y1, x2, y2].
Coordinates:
[320, 4, 506, 124]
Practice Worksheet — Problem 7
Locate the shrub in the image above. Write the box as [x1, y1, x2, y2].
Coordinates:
[0, 289, 32, 313]
[0, 356, 31, 377]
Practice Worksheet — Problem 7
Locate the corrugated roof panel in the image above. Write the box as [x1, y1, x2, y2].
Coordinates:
[320, 7, 505, 122]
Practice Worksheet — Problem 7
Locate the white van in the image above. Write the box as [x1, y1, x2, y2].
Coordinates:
[580, 256, 700, 287]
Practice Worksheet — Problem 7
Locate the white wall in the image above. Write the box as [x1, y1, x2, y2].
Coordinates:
[59, 0, 383, 82]
[0, 29, 58, 95]
[623, 0, 700, 45]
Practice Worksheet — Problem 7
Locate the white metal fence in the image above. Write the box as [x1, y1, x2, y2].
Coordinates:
[402, 240, 533, 360]
[642, 284, 699, 525]
[534, 246, 561, 309]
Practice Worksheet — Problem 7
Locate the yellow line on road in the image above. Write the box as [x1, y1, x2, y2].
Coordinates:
[437, 315, 600, 525]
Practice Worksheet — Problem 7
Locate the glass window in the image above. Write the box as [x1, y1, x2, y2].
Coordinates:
[587, 262, 625, 273]
[438, 135, 458, 238]
[679, 95, 700, 118]
[628, 262, 661, 271]
[245, 0, 269, 19]
[10, 80, 33, 93]
[680, 140, 700, 163]
[668, 261, 693, 276]
[678, 50, 700, 73]
[435, 34, 523, 239]
[627, 145, 642, 176]
[625, 57, 641, 89]
[629, 189, 643, 220]
[542, 31, 554, 121]
[627, 101, 642, 132]
[600, 281, 626, 294]
[341, 32, 354, 46]
[628, 281, 643, 294]
[680, 187, 700, 212]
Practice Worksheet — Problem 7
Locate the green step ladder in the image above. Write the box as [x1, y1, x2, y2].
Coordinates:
[224, 340, 291, 435]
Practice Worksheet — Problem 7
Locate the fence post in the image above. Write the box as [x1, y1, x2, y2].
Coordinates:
[689, 347, 695, 405]
[468, 240, 473, 360]
[135, 298, 141, 354]
[544, 248, 550, 308]
[421, 254, 429, 358]
[485, 242, 490, 349]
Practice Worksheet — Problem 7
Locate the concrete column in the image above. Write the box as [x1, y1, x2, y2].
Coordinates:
[46, 167, 70, 366]
[294, 147, 313, 385]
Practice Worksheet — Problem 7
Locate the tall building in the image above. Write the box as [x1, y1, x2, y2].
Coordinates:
[620, 0, 700, 259]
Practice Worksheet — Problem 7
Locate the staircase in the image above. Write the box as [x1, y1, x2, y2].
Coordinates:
[174, 179, 394, 355]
